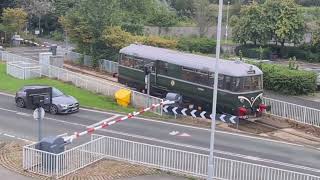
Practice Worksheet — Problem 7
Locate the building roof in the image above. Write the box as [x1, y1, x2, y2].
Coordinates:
[120, 44, 263, 77]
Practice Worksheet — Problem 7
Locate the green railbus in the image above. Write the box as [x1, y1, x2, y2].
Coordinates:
[118, 44, 269, 117]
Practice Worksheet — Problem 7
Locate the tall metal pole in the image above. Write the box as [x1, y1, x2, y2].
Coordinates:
[65, 31, 68, 51]
[207, 0, 223, 179]
[37, 107, 42, 142]
[225, 1, 230, 43]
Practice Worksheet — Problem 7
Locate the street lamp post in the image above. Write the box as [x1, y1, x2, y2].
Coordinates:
[207, 0, 223, 179]
[225, 1, 231, 43]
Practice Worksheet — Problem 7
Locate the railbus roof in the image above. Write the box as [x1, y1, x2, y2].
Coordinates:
[120, 44, 263, 77]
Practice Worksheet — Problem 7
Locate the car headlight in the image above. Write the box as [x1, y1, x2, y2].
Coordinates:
[59, 104, 68, 109]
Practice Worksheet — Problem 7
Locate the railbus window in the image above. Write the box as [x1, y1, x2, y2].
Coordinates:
[236, 75, 262, 92]
[182, 67, 209, 86]
[158, 61, 169, 75]
[120, 55, 144, 70]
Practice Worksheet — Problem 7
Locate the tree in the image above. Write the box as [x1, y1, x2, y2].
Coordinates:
[102, 26, 135, 51]
[0, 0, 18, 17]
[2, 8, 28, 34]
[311, 21, 320, 51]
[147, 3, 178, 29]
[60, 0, 122, 64]
[193, 0, 217, 37]
[119, 0, 159, 35]
[53, 0, 76, 17]
[17, 0, 54, 34]
[231, 2, 268, 45]
[169, 0, 194, 18]
[230, 0, 305, 47]
[263, 0, 304, 47]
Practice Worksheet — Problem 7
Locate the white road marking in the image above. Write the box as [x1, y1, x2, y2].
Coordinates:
[0, 94, 308, 147]
[3, 133, 15, 138]
[0, 105, 317, 173]
[16, 137, 34, 143]
[16, 112, 31, 117]
[0, 104, 307, 148]
[169, 131, 179, 136]
[0, 107, 18, 113]
[178, 133, 190, 137]
[86, 115, 120, 128]
[0, 92, 14, 97]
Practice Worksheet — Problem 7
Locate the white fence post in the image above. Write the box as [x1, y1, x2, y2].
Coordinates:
[303, 106, 307, 124]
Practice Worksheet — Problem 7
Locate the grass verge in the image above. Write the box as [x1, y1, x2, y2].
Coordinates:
[0, 63, 149, 115]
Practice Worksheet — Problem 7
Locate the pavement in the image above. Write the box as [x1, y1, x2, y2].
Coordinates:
[0, 93, 319, 177]
[0, 165, 187, 180]
[0, 166, 34, 180]
[119, 175, 188, 180]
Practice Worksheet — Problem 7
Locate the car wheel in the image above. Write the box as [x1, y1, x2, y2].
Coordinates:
[49, 105, 58, 115]
[16, 98, 25, 108]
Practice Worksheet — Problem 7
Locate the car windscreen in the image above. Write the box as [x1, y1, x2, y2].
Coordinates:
[52, 88, 64, 97]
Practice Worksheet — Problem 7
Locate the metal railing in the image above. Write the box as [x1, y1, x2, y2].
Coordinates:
[23, 136, 106, 178]
[92, 134, 320, 180]
[58, 48, 118, 75]
[99, 59, 118, 74]
[263, 97, 320, 127]
[1, 50, 163, 115]
[40, 64, 162, 115]
[24, 134, 320, 180]
[0, 51, 38, 64]
[6, 61, 41, 80]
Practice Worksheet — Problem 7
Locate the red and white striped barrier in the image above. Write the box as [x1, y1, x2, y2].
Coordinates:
[64, 100, 174, 143]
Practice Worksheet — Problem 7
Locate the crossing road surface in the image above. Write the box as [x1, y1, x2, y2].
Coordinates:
[0, 93, 319, 176]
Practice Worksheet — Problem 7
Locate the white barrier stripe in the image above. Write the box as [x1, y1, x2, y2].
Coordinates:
[65, 100, 173, 142]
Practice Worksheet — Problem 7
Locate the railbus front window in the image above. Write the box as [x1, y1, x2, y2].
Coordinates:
[236, 75, 263, 92]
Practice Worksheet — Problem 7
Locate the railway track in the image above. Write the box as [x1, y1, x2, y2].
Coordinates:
[62, 62, 320, 147]
[238, 117, 320, 147]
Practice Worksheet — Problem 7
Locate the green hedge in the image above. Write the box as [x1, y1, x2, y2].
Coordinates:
[258, 63, 317, 95]
[235, 45, 272, 59]
[286, 47, 320, 62]
[236, 45, 320, 62]
[177, 37, 216, 54]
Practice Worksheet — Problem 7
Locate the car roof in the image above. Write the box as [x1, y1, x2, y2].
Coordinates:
[22, 85, 51, 89]
[120, 44, 263, 77]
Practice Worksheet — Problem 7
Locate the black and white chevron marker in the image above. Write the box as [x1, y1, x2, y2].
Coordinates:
[163, 105, 238, 124]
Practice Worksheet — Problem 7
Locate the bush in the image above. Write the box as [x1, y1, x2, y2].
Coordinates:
[285, 46, 320, 62]
[177, 37, 216, 54]
[258, 63, 317, 95]
[51, 31, 64, 41]
[121, 23, 144, 35]
[142, 36, 178, 49]
[235, 45, 272, 59]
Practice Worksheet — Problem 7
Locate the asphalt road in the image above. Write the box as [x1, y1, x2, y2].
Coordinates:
[0, 93, 319, 176]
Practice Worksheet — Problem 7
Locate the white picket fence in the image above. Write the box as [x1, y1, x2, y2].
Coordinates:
[23, 134, 320, 179]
